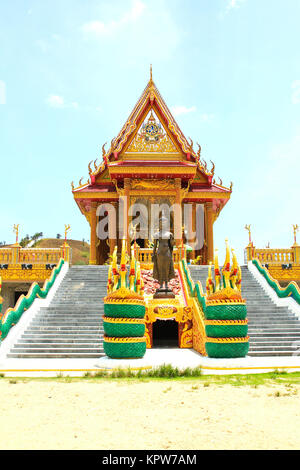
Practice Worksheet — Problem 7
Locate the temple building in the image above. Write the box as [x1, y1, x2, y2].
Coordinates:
[72, 71, 232, 265]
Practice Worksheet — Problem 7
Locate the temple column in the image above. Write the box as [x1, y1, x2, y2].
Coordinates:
[89, 201, 98, 265]
[191, 202, 196, 260]
[174, 178, 182, 247]
[206, 202, 214, 264]
[109, 202, 117, 256]
[124, 178, 131, 251]
[293, 243, 300, 264]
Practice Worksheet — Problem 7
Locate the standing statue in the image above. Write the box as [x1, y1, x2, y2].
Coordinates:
[152, 215, 175, 298]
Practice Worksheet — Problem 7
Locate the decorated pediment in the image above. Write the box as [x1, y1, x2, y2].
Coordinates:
[123, 110, 180, 156]
[95, 168, 111, 184]
[193, 168, 208, 184]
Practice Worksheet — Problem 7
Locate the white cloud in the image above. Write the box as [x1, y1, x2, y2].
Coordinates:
[46, 95, 79, 109]
[81, 0, 146, 37]
[46, 95, 65, 108]
[226, 0, 246, 11]
[0, 80, 6, 104]
[171, 105, 197, 117]
[199, 113, 215, 123]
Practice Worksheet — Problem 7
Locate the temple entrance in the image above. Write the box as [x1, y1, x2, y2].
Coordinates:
[152, 319, 179, 348]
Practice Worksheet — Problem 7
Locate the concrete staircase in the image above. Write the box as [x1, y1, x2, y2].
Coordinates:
[189, 264, 300, 357]
[6, 265, 109, 359]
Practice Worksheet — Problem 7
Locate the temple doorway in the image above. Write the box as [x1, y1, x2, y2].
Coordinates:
[131, 238, 145, 248]
[152, 319, 179, 348]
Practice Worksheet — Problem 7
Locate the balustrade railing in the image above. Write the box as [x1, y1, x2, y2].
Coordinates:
[245, 243, 300, 266]
[0, 243, 71, 266]
[19, 248, 61, 264]
[255, 248, 294, 264]
[0, 249, 13, 264]
[136, 247, 181, 267]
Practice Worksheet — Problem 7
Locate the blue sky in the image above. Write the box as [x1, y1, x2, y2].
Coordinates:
[0, 0, 299, 262]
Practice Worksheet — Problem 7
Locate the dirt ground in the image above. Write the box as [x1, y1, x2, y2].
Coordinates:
[0, 378, 300, 450]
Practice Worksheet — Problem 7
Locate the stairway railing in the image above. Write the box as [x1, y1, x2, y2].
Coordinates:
[251, 259, 300, 305]
[0, 258, 65, 343]
[181, 241, 249, 358]
[180, 259, 207, 356]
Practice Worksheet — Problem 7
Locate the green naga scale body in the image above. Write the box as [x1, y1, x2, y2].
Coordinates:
[103, 240, 147, 359]
[202, 242, 249, 358]
[103, 238, 249, 360]
[182, 240, 249, 358]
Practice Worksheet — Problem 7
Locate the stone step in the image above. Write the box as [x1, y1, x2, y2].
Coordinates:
[41, 307, 105, 310]
[6, 264, 110, 359]
[17, 339, 103, 344]
[21, 333, 103, 338]
[14, 342, 103, 348]
[33, 315, 103, 319]
[249, 340, 300, 346]
[7, 352, 105, 358]
[27, 326, 102, 332]
[248, 330, 300, 334]
[31, 322, 103, 325]
[190, 264, 300, 357]
[249, 343, 298, 353]
[249, 334, 300, 338]
[9, 347, 104, 353]
[247, 351, 296, 356]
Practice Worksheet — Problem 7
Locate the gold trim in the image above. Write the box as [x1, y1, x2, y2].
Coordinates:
[108, 167, 196, 175]
[74, 192, 118, 199]
[104, 336, 146, 343]
[103, 317, 145, 324]
[206, 336, 249, 343]
[185, 192, 231, 200]
[205, 320, 248, 325]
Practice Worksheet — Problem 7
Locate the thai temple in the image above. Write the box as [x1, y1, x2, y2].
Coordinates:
[72, 69, 231, 266]
[0, 71, 300, 368]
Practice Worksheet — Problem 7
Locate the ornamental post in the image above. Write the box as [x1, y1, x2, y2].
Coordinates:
[124, 178, 131, 253]
[292, 225, 300, 265]
[174, 178, 182, 247]
[89, 202, 98, 265]
[206, 202, 214, 264]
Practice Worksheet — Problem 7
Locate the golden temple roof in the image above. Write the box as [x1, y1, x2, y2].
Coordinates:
[100, 71, 198, 167]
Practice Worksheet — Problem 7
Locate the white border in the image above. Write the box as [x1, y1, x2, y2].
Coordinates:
[0, 262, 69, 361]
[247, 261, 300, 318]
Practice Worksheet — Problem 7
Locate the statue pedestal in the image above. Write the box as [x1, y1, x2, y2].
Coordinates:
[153, 288, 175, 299]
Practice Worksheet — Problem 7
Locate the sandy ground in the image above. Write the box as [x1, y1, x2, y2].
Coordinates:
[1, 379, 300, 450]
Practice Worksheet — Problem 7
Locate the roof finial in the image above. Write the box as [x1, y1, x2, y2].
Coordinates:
[150, 64, 153, 82]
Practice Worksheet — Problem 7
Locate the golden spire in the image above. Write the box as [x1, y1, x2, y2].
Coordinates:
[245, 224, 252, 244]
[64, 224, 71, 240]
[293, 224, 299, 245]
[13, 224, 20, 244]
[149, 64, 155, 103]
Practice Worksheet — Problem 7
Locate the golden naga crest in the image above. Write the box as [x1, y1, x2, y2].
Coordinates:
[206, 240, 245, 303]
[104, 287, 144, 302]
[206, 287, 243, 302]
